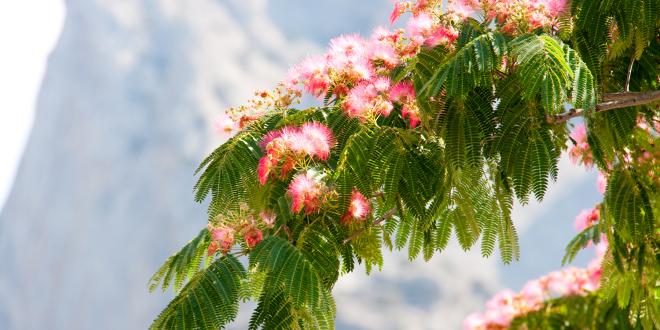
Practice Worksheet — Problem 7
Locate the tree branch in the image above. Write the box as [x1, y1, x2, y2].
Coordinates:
[342, 207, 398, 245]
[547, 90, 660, 124]
[625, 56, 635, 92]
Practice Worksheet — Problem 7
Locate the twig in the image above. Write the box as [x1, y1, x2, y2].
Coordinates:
[342, 207, 398, 245]
[625, 56, 635, 92]
[547, 90, 660, 124]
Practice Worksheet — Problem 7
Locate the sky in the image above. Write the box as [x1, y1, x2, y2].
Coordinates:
[0, 1, 66, 211]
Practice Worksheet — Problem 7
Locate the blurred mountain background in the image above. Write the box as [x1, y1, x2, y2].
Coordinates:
[0, 1, 600, 329]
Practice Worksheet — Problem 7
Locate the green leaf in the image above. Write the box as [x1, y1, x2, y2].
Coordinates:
[150, 255, 245, 330]
[148, 229, 211, 293]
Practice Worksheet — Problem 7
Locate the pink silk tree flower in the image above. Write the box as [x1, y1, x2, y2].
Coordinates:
[300, 122, 334, 161]
[425, 25, 459, 47]
[447, 0, 476, 21]
[544, 0, 568, 17]
[257, 156, 274, 185]
[367, 41, 400, 69]
[389, 81, 416, 103]
[288, 172, 324, 214]
[596, 171, 607, 194]
[342, 189, 371, 224]
[210, 226, 235, 254]
[574, 208, 599, 231]
[287, 55, 331, 97]
[463, 312, 487, 330]
[244, 226, 263, 248]
[406, 12, 435, 42]
[343, 82, 378, 120]
[259, 210, 276, 228]
[389, 1, 407, 25]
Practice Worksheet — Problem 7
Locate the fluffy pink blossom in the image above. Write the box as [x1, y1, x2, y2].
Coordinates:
[463, 313, 488, 330]
[213, 113, 236, 138]
[368, 41, 400, 69]
[288, 172, 324, 214]
[244, 226, 263, 248]
[425, 26, 459, 47]
[258, 123, 334, 184]
[258, 156, 275, 185]
[447, 0, 475, 21]
[300, 122, 334, 160]
[406, 12, 435, 42]
[568, 123, 593, 166]
[286, 55, 330, 97]
[596, 172, 607, 194]
[389, 1, 407, 25]
[342, 189, 371, 223]
[574, 208, 599, 232]
[545, 0, 568, 17]
[389, 81, 421, 127]
[259, 210, 276, 228]
[329, 34, 367, 59]
[465, 182, 606, 330]
[371, 26, 402, 43]
[520, 280, 544, 305]
[343, 80, 394, 120]
[389, 81, 416, 103]
[209, 226, 235, 254]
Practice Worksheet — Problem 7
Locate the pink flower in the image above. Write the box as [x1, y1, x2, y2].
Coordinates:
[463, 312, 487, 330]
[521, 280, 545, 306]
[545, 0, 568, 17]
[568, 123, 592, 166]
[343, 82, 378, 120]
[213, 113, 236, 138]
[244, 226, 263, 248]
[402, 105, 421, 127]
[210, 226, 235, 254]
[207, 241, 220, 256]
[368, 41, 400, 69]
[570, 123, 587, 144]
[343, 80, 395, 120]
[574, 208, 599, 231]
[406, 12, 434, 41]
[329, 34, 367, 59]
[389, 1, 407, 25]
[342, 189, 371, 223]
[425, 25, 459, 47]
[287, 55, 330, 97]
[300, 122, 334, 160]
[259, 210, 276, 228]
[389, 81, 416, 103]
[371, 26, 401, 43]
[447, 0, 475, 21]
[257, 123, 334, 184]
[596, 172, 607, 194]
[288, 172, 324, 214]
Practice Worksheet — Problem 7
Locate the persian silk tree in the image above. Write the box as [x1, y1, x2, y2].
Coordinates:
[149, 0, 659, 329]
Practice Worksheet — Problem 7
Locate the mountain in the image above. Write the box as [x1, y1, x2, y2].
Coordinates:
[0, 1, 598, 329]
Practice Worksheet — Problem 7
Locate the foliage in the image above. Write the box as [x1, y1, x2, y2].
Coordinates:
[150, 0, 660, 328]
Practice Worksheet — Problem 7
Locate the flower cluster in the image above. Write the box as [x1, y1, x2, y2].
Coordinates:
[464, 242, 606, 329]
[207, 203, 275, 255]
[341, 189, 372, 224]
[288, 171, 328, 214]
[568, 123, 593, 167]
[447, 0, 568, 33]
[257, 122, 334, 184]
[229, 84, 303, 129]
[464, 175, 608, 330]
[574, 206, 600, 231]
